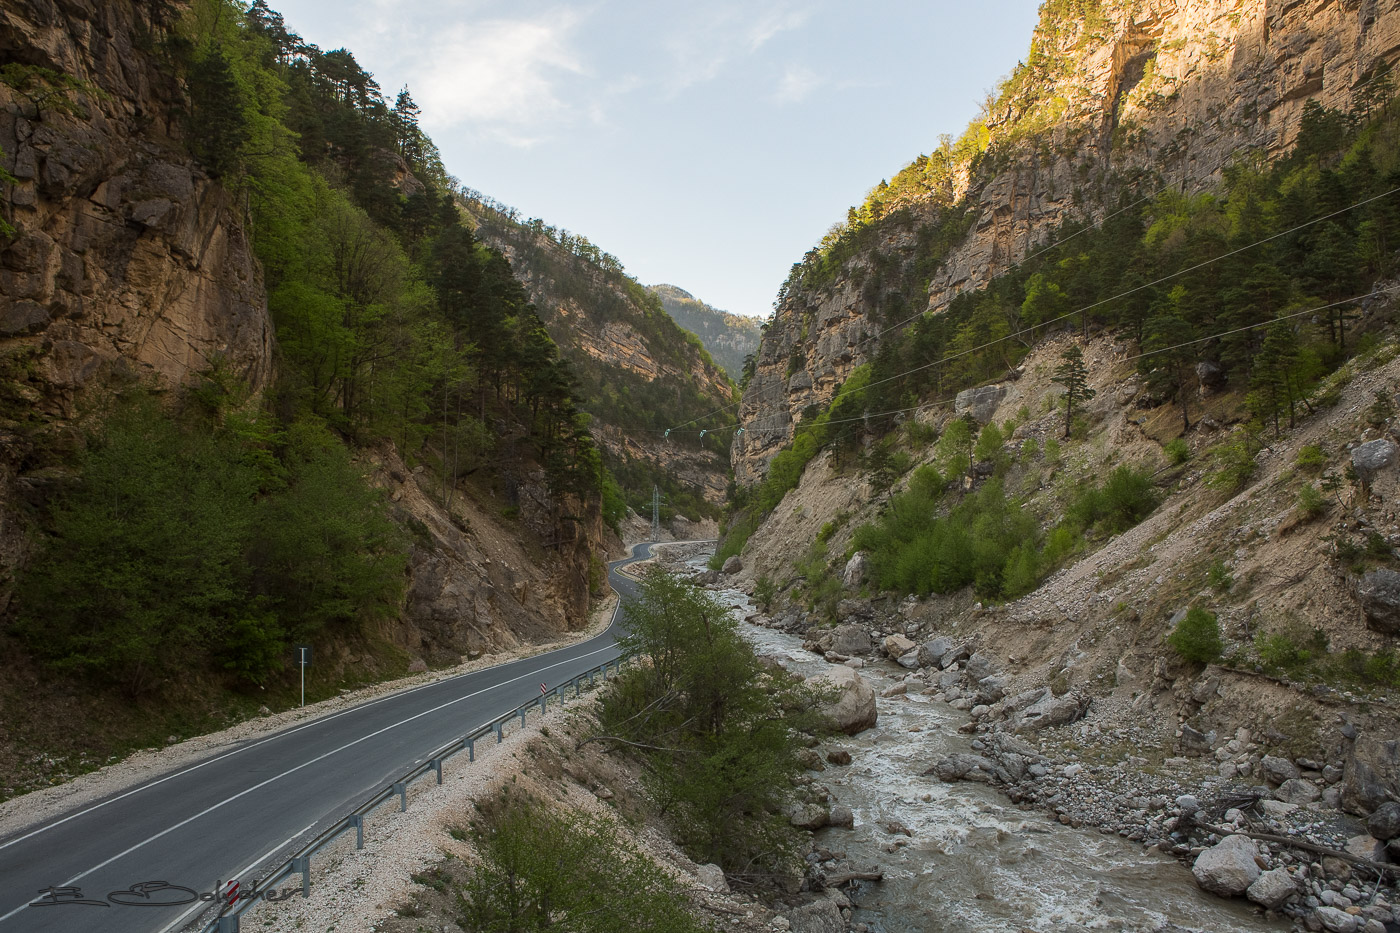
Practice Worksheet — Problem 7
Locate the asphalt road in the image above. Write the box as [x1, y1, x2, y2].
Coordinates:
[0, 543, 661, 933]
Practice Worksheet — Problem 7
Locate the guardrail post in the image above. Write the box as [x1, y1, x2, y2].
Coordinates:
[393, 781, 408, 811]
[292, 856, 311, 898]
[518, 708, 527, 729]
[466, 736, 476, 761]
[430, 758, 444, 785]
[348, 814, 364, 849]
[538, 693, 547, 715]
[493, 721, 503, 743]
[574, 676, 582, 698]
[217, 915, 240, 933]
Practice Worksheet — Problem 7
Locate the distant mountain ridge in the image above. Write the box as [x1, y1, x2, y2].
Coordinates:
[649, 284, 763, 382]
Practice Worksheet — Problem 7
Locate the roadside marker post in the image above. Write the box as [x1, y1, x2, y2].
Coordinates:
[296, 645, 312, 707]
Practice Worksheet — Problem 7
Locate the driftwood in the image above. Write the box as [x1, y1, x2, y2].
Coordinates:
[822, 871, 884, 887]
[1194, 820, 1400, 880]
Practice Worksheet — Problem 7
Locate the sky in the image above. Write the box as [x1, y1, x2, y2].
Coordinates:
[268, 0, 1044, 319]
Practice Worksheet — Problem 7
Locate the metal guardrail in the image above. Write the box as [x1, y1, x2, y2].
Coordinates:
[199, 651, 634, 933]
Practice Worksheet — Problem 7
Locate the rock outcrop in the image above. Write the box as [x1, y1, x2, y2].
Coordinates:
[734, 0, 1400, 482]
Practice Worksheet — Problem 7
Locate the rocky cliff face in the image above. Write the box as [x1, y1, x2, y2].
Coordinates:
[0, 0, 273, 422]
[735, 0, 1400, 483]
[0, 0, 599, 661]
[649, 283, 762, 382]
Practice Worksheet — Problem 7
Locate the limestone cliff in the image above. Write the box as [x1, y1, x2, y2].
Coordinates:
[735, 0, 1400, 483]
[0, 0, 599, 668]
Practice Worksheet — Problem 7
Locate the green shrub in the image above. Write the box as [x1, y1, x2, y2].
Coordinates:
[1020, 437, 1040, 463]
[459, 787, 707, 933]
[1255, 627, 1322, 673]
[1207, 434, 1261, 492]
[1296, 482, 1326, 519]
[1164, 437, 1191, 465]
[1167, 606, 1224, 664]
[752, 575, 777, 610]
[1207, 560, 1233, 592]
[1295, 444, 1326, 475]
[1043, 436, 1061, 463]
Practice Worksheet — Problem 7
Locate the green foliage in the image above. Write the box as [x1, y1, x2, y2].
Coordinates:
[459, 787, 709, 933]
[974, 421, 1007, 466]
[1206, 432, 1262, 492]
[599, 467, 628, 534]
[1065, 464, 1159, 537]
[1255, 625, 1327, 674]
[598, 572, 819, 879]
[14, 396, 405, 693]
[752, 575, 778, 611]
[1207, 559, 1234, 592]
[1164, 437, 1191, 465]
[1296, 482, 1326, 520]
[1051, 345, 1096, 438]
[1167, 606, 1224, 664]
[1295, 443, 1326, 474]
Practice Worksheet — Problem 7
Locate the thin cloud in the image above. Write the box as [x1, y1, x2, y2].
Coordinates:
[410, 10, 588, 146]
[774, 63, 821, 104]
[662, 1, 814, 93]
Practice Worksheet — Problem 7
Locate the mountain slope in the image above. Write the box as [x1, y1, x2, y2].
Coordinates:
[465, 198, 737, 520]
[649, 284, 763, 382]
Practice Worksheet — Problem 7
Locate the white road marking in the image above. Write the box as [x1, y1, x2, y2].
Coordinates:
[0, 642, 618, 927]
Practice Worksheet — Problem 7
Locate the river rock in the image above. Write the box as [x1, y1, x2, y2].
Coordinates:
[1246, 867, 1297, 908]
[1009, 691, 1090, 733]
[1342, 732, 1400, 814]
[842, 551, 867, 588]
[787, 900, 844, 933]
[976, 675, 1007, 703]
[919, 636, 954, 667]
[1357, 569, 1400, 634]
[1275, 778, 1321, 804]
[882, 634, 916, 659]
[1346, 834, 1388, 861]
[787, 803, 829, 830]
[940, 643, 972, 668]
[965, 652, 996, 680]
[831, 624, 872, 657]
[694, 863, 728, 894]
[1352, 439, 1398, 481]
[881, 682, 908, 697]
[721, 555, 743, 574]
[1261, 755, 1300, 786]
[1191, 834, 1261, 896]
[808, 665, 878, 735]
[927, 753, 1010, 784]
[1367, 801, 1400, 840]
[1315, 906, 1360, 933]
[955, 384, 1005, 424]
[827, 805, 854, 829]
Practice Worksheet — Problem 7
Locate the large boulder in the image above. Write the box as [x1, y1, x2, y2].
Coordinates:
[1342, 732, 1400, 815]
[807, 665, 878, 735]
[1351, 438, 1398, 482]
[830, 624, 872, 657]
[1275, 778, 1321, 805]
[1260, 755, 1300, 786]
[842, 551, 867, 588]
[721, 555, 743, 575]
[926, 753, 1010, 784]
[1008, 691, 1090, 733]
[882, 634, 916, 659]
[1245, 867, 1296, 908]
[787, 901, 844, 933]
[1191, 834, 1261, 896]
[954, 384, 1006, 424]
[919, 636, 954, 667]
[1315, 906, 1360, 933]
[1356, 569, 1400, 634]
[1367, 801, 1400, 841]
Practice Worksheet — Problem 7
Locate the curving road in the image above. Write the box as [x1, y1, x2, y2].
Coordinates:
[0, 543, 660, 933]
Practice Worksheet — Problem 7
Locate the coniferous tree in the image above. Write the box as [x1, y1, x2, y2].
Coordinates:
[1051, 344, 1095, 438]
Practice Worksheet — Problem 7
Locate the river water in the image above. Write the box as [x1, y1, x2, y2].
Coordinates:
[688, 560, 1286, 933]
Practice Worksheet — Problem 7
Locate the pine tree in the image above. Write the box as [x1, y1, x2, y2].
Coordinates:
[1051, 344, 1095, 439]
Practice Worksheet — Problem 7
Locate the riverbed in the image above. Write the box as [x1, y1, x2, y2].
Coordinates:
[683, 555, 1286, 932]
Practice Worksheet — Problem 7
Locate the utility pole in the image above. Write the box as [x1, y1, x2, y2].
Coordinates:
[651, 485, 660, 542]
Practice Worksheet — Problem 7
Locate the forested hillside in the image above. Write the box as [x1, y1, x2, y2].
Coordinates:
[466, 195, 737, 522]
[0, 0, 607, 791]
[649, 283, 763, 382]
